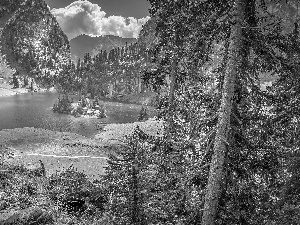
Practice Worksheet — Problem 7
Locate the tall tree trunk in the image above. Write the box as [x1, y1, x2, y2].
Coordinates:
[166, 58, 178, 136]
[108, 82, 113, 98]
[131, 159, 139, 224]
[201, 0, 246, 224]
[139, 76, 142, 93]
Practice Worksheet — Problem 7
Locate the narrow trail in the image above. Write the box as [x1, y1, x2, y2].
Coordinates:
[9, 152, 109, 178]
[13, 153, 109, 160]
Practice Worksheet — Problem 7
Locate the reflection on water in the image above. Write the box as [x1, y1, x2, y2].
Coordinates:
[0, 92, 155, 138]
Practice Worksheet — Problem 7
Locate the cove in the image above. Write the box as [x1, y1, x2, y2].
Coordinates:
[0, 91, 154, 138]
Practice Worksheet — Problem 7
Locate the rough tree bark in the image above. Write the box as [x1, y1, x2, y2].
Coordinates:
[166, 57, 178, 137]
[201, 0, 246, 224]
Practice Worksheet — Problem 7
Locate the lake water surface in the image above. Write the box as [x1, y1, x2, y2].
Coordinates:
[0, 92, 154, 138]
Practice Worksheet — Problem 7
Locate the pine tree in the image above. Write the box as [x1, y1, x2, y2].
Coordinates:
[12, 71, 20, 88]
[104, 126, 150, 224]
[201, 1, 246, 224]
[145, 0, 300, 224]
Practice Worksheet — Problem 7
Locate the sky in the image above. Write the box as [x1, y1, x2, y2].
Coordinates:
[44, 0, 151, 40]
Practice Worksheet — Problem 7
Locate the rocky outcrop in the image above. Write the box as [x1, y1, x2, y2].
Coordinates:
[0, 0, 71, 87]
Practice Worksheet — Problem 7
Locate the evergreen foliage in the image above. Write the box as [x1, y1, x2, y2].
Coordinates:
[57, 40, 154, 98]
[103, 0, 300, 224]
[2, 0, 300, 224]
[104, 126, 150, 224]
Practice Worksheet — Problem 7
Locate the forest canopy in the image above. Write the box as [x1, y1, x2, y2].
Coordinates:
[104, 0, 300, 224]
[1, 0, 300, 224]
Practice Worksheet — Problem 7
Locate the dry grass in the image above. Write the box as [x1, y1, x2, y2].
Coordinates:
[94, 117, 165, 145]
[0, 127, 108, 180]
[0, 118, 164, 180]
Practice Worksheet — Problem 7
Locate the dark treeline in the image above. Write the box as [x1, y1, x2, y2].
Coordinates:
[56, 42, 155, 98]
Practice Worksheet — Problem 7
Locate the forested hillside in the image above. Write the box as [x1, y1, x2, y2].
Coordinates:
[70, 34, 137, 61]
[57, 18, 158, 99]
[0, 0, 71, 87]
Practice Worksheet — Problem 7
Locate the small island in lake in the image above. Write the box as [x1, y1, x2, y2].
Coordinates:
[53, 95, 107, 119]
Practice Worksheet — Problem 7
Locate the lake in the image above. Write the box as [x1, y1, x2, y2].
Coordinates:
[0, 92, 155, 138]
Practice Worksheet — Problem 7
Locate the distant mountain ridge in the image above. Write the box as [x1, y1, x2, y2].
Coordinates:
[70, 34, 137, 61]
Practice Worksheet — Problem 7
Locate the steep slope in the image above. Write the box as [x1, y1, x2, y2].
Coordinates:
[0, 0, 24, 78]
[0, 0, 24, 22]
[0, 12, 14, 29]
[70, 34, 136, 61]
[0, 0, 71, 86]
[137, 17, 157, 49]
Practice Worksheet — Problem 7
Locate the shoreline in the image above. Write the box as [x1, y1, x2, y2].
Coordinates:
[0, 118, 164, 150]
[0, 127, 109, 179]
[0, 85, 157, 107]
[0, 86, 29, 97]
[1, 119, 164, 179]
[0, 83, 56, 97]
[100, 91, 158, 106]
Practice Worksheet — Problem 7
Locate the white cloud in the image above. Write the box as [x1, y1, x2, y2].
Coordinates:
[51, 0, 150, 40]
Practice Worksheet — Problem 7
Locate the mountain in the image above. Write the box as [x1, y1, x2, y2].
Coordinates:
[0, 0, 24, 78]
[0, 0, 71, 85]
[70, 34, 137, 61]
[69, 17, 157, 62]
